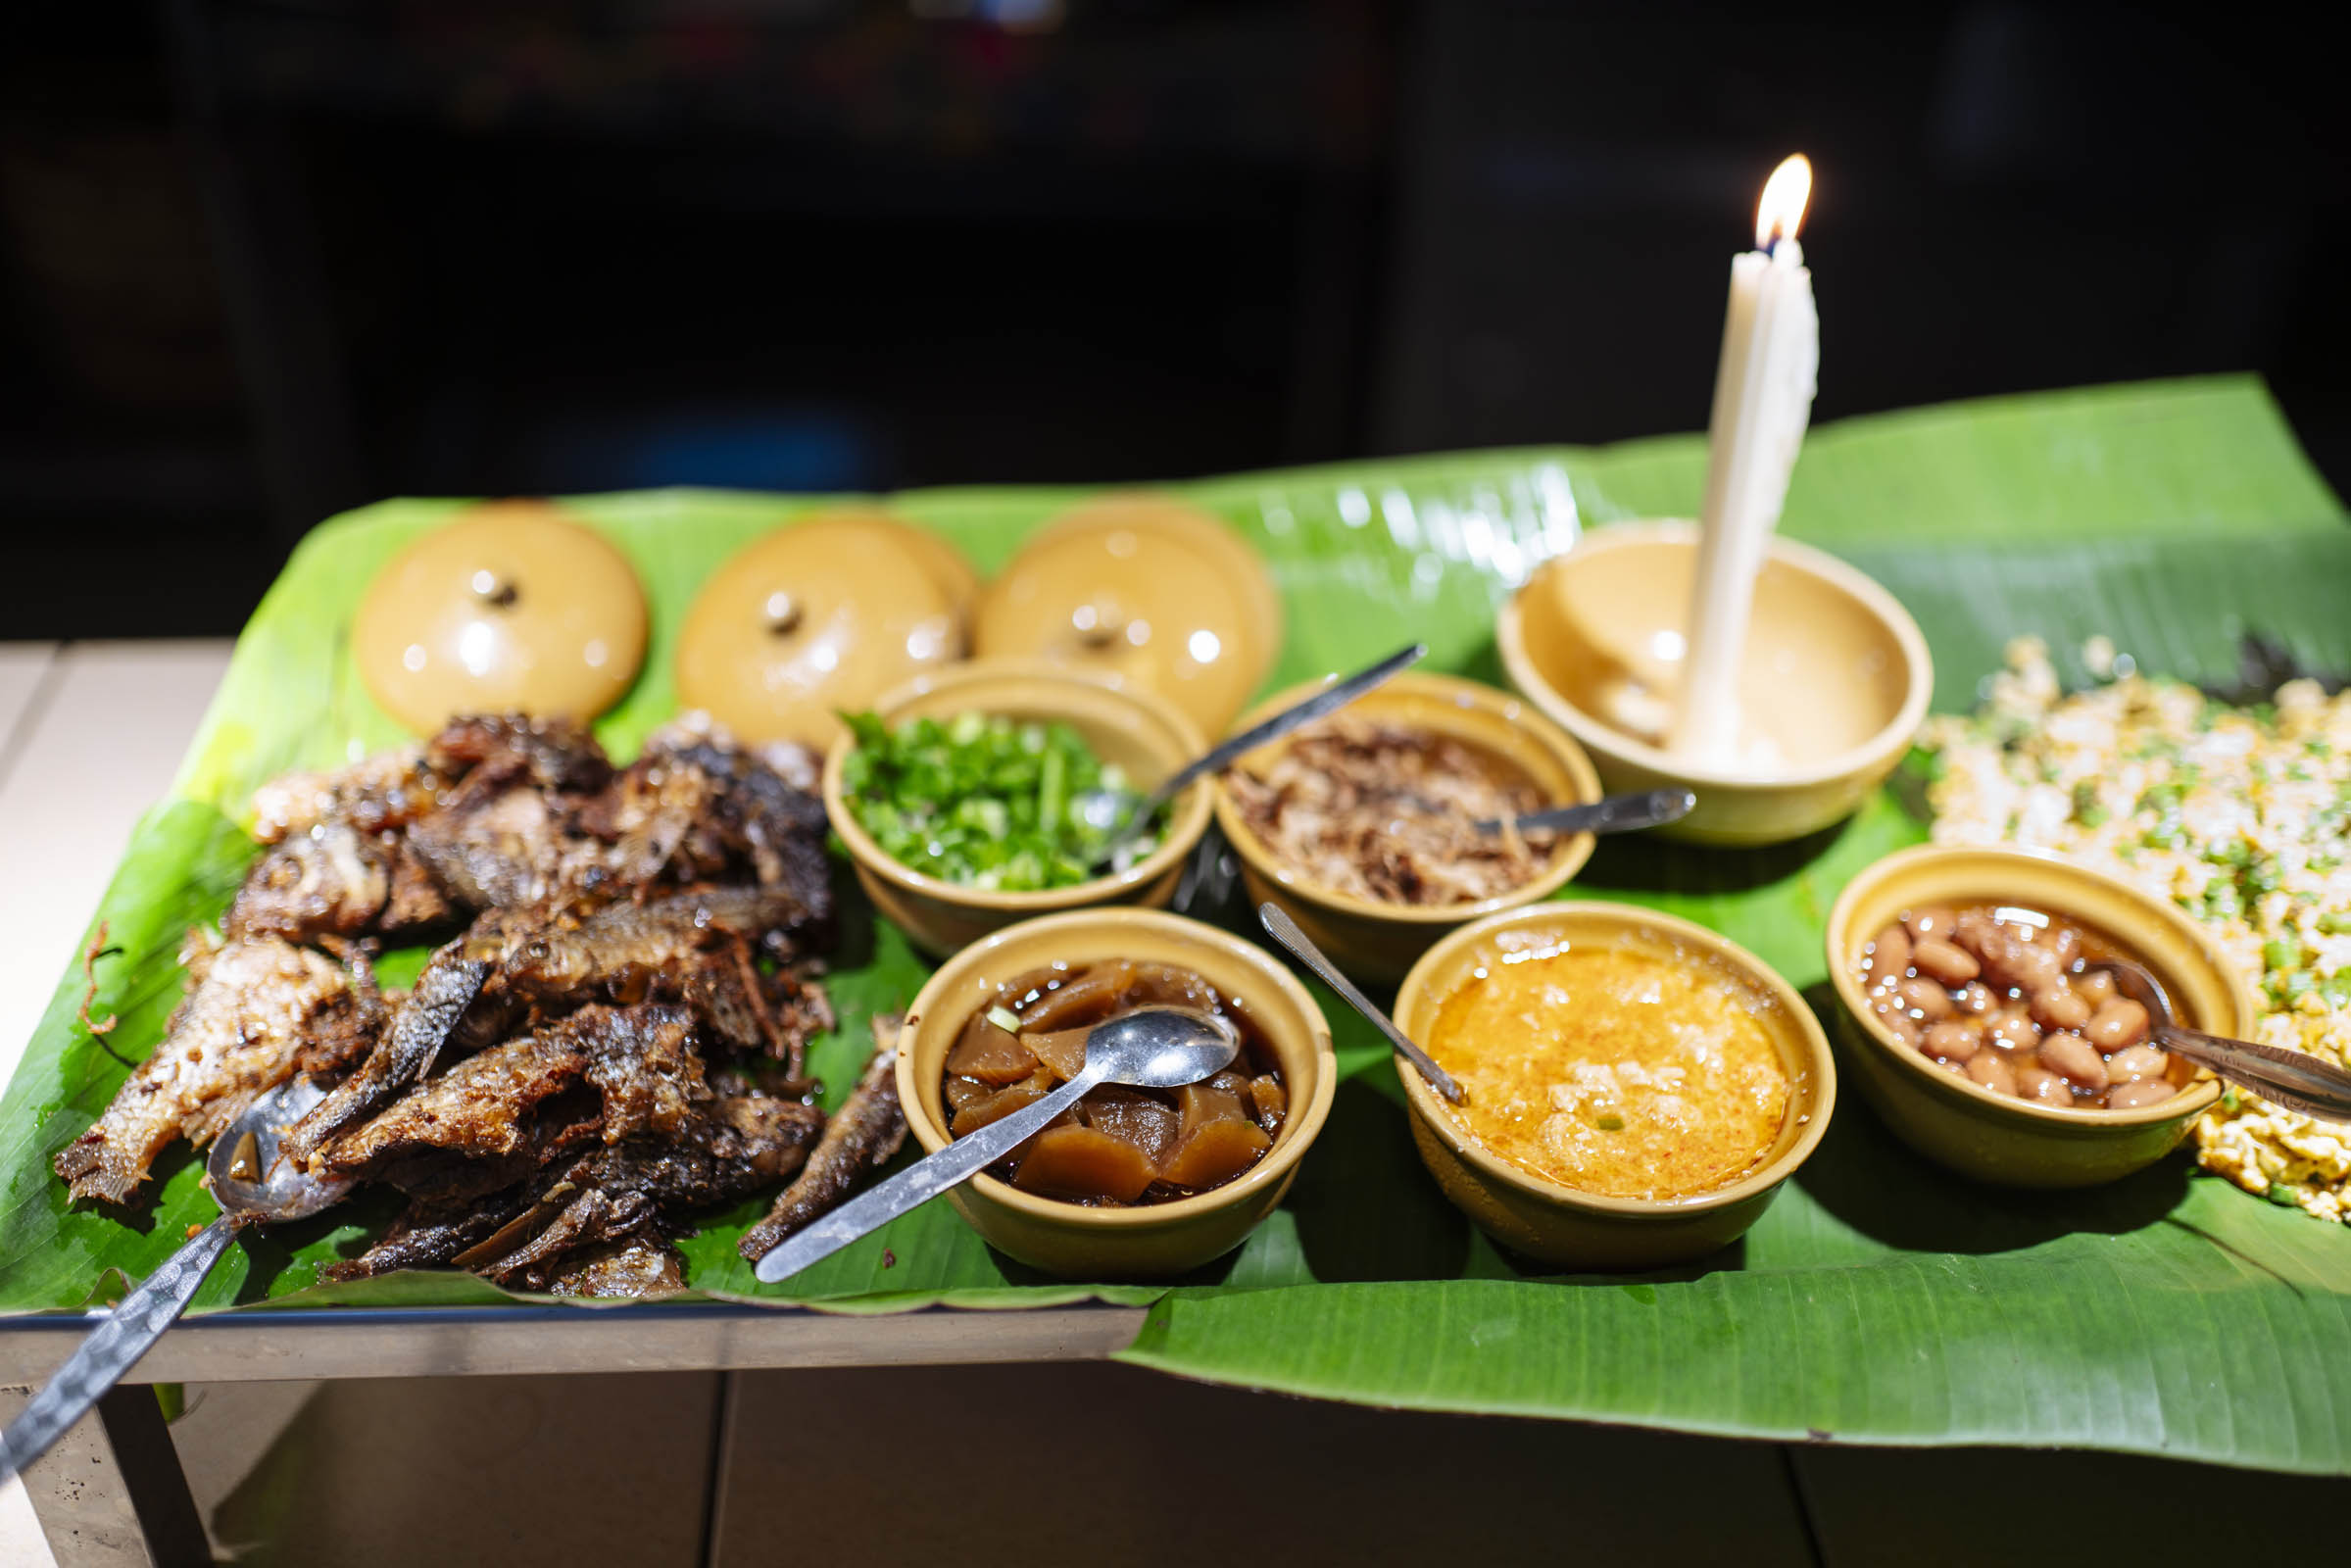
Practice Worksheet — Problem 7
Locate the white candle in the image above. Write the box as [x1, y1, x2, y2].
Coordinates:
[1667, 154, 1819, 764]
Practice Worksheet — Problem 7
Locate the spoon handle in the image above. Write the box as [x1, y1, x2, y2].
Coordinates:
[1479, 787, 1697, 838]
[754, 1065, 1106, 1284]
[1101, 643, 1428, 862]
[2153, 1024, 2351, 1123]
[1257, 903, 1465, 1104]
[0, 1216, 236, 1483]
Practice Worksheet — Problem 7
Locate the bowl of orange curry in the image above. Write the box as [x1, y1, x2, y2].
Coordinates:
[1392, 902, 1836, 1269]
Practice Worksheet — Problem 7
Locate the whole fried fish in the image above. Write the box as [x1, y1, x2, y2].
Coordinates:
[54, 936, 377, 1204]
[738, 1022, 906, 1262]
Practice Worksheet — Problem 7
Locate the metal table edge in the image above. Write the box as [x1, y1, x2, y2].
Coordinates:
[0, 1299, 1151, 1385]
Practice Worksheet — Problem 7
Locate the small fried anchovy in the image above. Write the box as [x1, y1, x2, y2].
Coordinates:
[739, 1021, 907, 1262]
[456, 1095, 823, 1290]
[55, 936, 369, 1204]
[249, 746, 440, 844]
[283, 938, 491, 1168]
[546, 1236, 686, 1298]
[226, 821, 391, 943]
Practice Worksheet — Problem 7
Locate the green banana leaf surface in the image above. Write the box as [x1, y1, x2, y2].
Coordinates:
[5, 375, 2349, 1470]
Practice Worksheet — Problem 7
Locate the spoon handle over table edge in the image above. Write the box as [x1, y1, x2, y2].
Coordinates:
[0, 1215, 238, 1484]
[753, 1064, 1107, 1284]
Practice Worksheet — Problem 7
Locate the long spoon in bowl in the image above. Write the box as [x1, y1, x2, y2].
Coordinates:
[1084, 642, 1429, 869]
[0, 1075, 354, 1483]
[1475, 786, 1697, 838]
[2093, 958, 2351, 1122]
[1257, 903, 1463, 1104]
[753, 1005, 1240, 1284]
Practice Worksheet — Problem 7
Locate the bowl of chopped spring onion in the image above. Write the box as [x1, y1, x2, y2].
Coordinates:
[823, 661, 1214, 955]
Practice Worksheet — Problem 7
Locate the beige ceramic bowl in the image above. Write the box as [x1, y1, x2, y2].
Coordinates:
[1392, 903, 1836, 1269]
[896, 907, 1338, 1278]
[824, 662, 1213, 956]
[1211, 670, 1604, 986]
[1497, 520, 1932, 847]
[1826, 844, 2258, 1188]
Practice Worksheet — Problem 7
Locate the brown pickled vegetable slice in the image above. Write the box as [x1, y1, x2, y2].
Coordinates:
[1161, 1117, 1271, 1189]
[1016, 962, 1137, 1032]
[945, 1077, 993, 1113]
[1012, 1123, 1159, 1202]
[952, 1069, 1057, 1136]
[1120, 963, 1224, 1014]
[1021, 1026, 1092, 1083]
[945, 1018, 1039, 1085]
[1248, 1074, 1287, 1135]
[1079, 1089, 1180, 1171]
[1176, 1080, 1251, 1139]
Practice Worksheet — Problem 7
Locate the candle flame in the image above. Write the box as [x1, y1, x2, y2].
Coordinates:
[1754, 154, 1812, 250]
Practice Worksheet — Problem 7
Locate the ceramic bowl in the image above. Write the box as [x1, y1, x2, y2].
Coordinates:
[1210, 670, 1604, 986]
[824, 661, 1214, 956]
[1497, 519, 1932, 847]
[895, 907, 1338, 1278]
[1391, 903, 1836, 1269]
[1827, 844, 2258, 1188]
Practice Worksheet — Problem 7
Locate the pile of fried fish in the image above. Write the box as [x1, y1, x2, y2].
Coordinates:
[55, 714, 905, 1298]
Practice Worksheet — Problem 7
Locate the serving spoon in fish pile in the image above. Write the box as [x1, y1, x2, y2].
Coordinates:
[2093, 957, 2351, 1122]
[754, 1005, 1239, 1284]
[1, 1077, 353, 1482]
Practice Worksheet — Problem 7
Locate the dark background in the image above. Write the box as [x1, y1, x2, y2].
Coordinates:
[3, 1, 2343, 637]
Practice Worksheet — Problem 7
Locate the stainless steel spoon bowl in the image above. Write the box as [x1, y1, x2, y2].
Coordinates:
[1, 1075, 354, 1482]
[753, 1005, 1240, 1284]
[2096, 957, 2351, 1122]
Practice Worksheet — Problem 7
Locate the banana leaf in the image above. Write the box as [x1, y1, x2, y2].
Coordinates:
[4, 374, 2348, 1470]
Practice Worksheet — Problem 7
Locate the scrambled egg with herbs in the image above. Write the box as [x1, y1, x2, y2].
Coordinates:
[1924, 637, 2351, 1220]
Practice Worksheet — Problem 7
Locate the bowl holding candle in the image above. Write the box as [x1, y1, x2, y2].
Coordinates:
[1496, 519, 1931, 846]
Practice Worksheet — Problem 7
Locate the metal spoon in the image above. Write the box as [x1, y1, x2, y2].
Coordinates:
[753, 1005, 1240, 1284]
[1476, 787, 1697, 838]
[1257, 903, 1464, 1103]
[1082, 643, 1429, 868]
[2094, 958, 2351, 1122]
[0, 1076, 353, 1483]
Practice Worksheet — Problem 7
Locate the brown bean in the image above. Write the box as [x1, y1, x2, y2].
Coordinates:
[2106, 1044, 2170, 1083]
[1898, 977, 1954, 1020]
[2105, 1079, 2178, 1110]
[1872, 996, 1922, 1044]
[1925, 1019, 1984, 1062]
[1967, 1054, 2019, 1097]
[2077, 968, 2117, 1005]
[1904, 906, 1956, 942]
[2015, 1065, 2075, 1106]
[1912, 939, 1982, 986]
[1866, 924, 1912, 990]
[2084, 999, 2150, 1051]
[1992, 941, 2064, 993]
[1986, 1006, 2041, 1054]
[2038, 1031, 2109, 1092]
[2029, 980, 2092, 1032]
[2044, 924, 2082, 966]
[1954, 981, 1998, 1016]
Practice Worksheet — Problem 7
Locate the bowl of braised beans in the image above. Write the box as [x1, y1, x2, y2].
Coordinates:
[895, 906, 1337, 1277]
[1827, 844, 2259, 1187]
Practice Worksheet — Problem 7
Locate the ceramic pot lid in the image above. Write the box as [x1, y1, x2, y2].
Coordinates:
[352, 500, 648, 734]
[675, 513, 968, 749]
[973, 496, 1277, 736]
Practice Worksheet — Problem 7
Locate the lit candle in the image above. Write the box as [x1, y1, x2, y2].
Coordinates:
[1667, 154, 1819, 764]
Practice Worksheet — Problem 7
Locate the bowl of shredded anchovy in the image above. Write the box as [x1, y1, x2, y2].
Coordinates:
[823, 662, 1213, 956]
[1923, 634, 2351, 1221]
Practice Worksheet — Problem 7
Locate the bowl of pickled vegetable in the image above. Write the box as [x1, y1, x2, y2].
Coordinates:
[896, 906, 1336, 1277]
[824, 661, 1215, 955]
